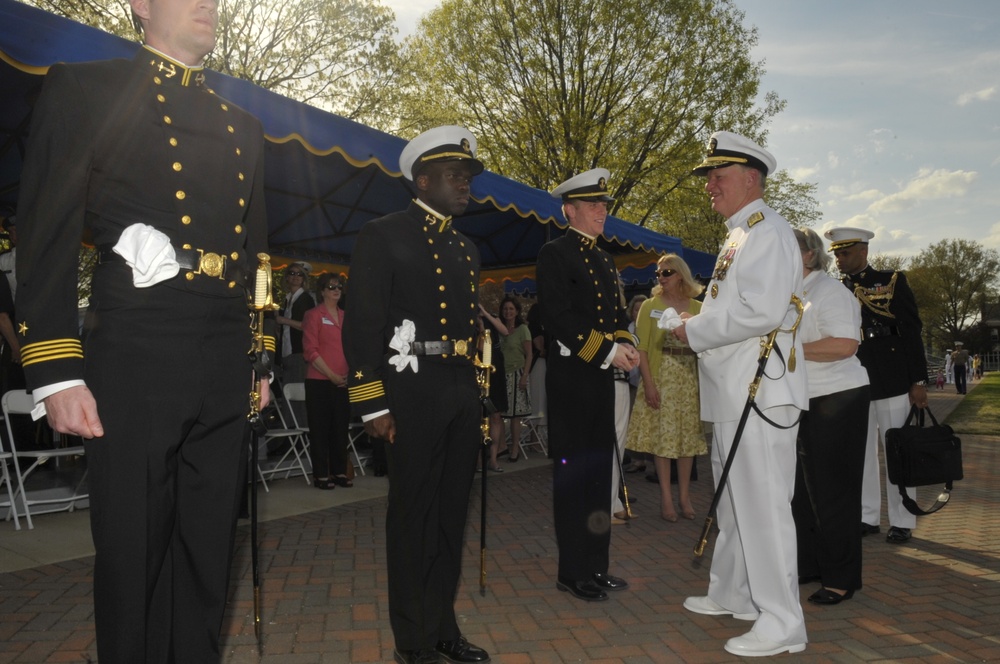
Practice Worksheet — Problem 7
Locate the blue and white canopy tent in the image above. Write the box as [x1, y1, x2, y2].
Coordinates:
[0, 0, 715, 291]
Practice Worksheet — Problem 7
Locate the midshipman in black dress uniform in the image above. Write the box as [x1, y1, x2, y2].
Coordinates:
[15, 0, 269, 661]
[343, 126, 491, 664]
[536, 169, 639, 603]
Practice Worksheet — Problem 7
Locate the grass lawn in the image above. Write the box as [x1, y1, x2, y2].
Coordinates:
[945, 372, 1000, 436]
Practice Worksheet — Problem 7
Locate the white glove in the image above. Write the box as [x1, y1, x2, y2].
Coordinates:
[113, 224, 179, 287]
[656, 307, 683, 331]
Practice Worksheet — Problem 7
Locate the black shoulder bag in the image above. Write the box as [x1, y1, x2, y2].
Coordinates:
[884, 405, 963, 515]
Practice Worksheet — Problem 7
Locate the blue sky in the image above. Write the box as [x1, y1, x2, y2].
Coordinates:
[732, 0, 1000, 258]
[387, 0, 1000, 258]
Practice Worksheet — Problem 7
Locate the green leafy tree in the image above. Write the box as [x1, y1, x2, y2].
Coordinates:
[210, 0, 402, 124]
[396, 0, 819, 253]
[27, 0, 135, 37]
[649, 168, 821, 254]
[26, 0, 402, 125]
[869, 252, 907, 272]
[906, 239, 1000, 350]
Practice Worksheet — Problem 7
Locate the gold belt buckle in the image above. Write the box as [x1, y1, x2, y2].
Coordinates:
[197, 250, 225, 278]
[453, 339, 468, 356]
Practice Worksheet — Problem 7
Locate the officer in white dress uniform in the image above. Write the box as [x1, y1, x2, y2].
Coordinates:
[673, 132, 808, 658]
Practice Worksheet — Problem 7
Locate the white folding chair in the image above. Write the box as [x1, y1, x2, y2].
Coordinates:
[256, 381, 311, 485]
[347, 419, 370, 476]
[2, 389, 89, 530]
[0, 411, 22, 529]
[518, 414, 548, 458]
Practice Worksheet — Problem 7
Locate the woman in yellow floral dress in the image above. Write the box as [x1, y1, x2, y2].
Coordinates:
[626, 254, 707, 521]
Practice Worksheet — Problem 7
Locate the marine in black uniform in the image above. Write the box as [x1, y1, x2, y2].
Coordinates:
[536, 169, 639, 602]
[825, 227, 928, 544]
[15, 1, 269, 661]
[343, 126, 490, 664]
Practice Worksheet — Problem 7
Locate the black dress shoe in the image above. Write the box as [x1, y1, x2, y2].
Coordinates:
[860, 522, 880, 536]
[394, 648, 441, 664]
[592, 572, 629, 591]
[436, 636, 490, 663]
[808, 588, 854, 605]
[556, 576, 609, 602]
[886, 526, 912, 543]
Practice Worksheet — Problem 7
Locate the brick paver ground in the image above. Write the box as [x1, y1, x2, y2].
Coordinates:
[1, 389, 997, 663]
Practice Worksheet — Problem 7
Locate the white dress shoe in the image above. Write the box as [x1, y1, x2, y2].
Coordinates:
[683, 595, 758, 621]
[724, 632, 806, 657]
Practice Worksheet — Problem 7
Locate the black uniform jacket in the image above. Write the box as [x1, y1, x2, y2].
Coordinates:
[844, 267, 927, 401]
[536, 229, 634, 454]
[344, 202, 481, 418]
[16, 48, 268, 390]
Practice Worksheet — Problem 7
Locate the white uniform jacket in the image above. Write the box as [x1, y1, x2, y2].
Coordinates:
[686, 199, 808, 422]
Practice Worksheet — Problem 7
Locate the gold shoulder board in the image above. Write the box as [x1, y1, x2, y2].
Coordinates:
[747, 211, 765, 227]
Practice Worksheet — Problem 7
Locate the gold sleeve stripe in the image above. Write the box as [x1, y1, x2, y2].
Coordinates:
[349, 381, 385, 403]
[263, 336, 276, 353]
[614, 330, 633, 343]
[577, 330, 604, 363]
[21, 339, 84, 367]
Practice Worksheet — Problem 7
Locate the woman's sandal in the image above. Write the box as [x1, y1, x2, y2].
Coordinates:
[331, 475, 354, 488]
[313, 477, 336, 490]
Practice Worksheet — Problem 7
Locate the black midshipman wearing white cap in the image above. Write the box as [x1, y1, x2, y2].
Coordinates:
[824, 225, 928, 543]
[343, 125, 490, 664]
[536, 168, 639, 602]
[674, 131, 809, 657]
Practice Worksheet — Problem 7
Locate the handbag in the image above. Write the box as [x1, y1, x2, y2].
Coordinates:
[884, 404, 963, 516]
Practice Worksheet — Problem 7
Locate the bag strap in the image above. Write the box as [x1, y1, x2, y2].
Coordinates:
[898, 480, 953, 515]
[897, 403, 953, 516]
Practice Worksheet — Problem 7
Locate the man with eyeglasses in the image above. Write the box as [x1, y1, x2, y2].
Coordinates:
[276, 261, 315, 384]
[536, 168, 639, 603]
[673, 132, 808, 657]
[344, 126, 490, 664]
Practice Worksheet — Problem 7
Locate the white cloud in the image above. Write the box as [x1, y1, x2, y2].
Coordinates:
[956, 86, 996, 106]
[847, 189, 882, 202]
[868, 128, 895, 154]
[789, 165, 819, 180]
[983, 222, 1000, 250]
[866, 168, 978, 215]
[827, 152, 840, 169]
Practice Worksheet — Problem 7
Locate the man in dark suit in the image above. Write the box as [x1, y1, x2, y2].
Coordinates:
[536, 169, 639, 603]
[15, 0, 270, 661]
[344, 126, 490, 664]
[825, 227, 928, 544]
[276, 260, 314, 383]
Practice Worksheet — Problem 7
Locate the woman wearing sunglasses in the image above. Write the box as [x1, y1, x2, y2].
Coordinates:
[302, 273, 353, 489]
[626, 254, 707, 521]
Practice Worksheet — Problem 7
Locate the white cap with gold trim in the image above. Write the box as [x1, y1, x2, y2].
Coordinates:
[551, 168, 615, 202]
[824, 227, 875, 252]
[398, 125, 484, 181]
[692, 131, 776, 176]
